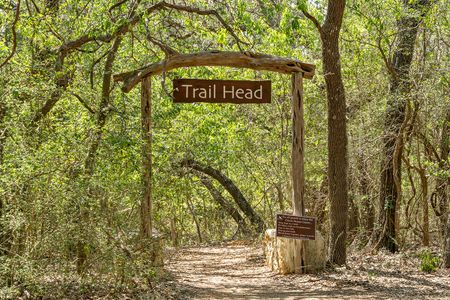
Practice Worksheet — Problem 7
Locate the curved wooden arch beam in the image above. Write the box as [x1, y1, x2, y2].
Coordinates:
[114, 51, 315, 93]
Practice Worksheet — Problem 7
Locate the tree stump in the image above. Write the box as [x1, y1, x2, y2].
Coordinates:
[263, 229, 326, 274]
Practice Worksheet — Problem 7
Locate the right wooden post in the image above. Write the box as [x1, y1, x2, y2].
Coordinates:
[291, 72, 305, 216]
[291, 72, 306, 273]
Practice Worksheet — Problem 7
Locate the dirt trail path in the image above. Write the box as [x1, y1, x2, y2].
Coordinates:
[166, 242, 450, 300]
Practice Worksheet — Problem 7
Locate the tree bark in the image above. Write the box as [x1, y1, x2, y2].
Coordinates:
[372, 0, 433, 253]
[418, 168, 429, 246]
[140, 76, 152, 239]
[291, 72, 306, 274]
[186, 194, 202, 243]
[114, 51, 315, 92]
[321, 0, 348, 265]
[445, 214, 450, 268]
[302, 0, 348, 265]
[291, 72, 305, 217]
[0, 99, 5, 166]
[359, 151, 374, 236]
[437, 107, 449, 240]
[181, 159, 265, 233]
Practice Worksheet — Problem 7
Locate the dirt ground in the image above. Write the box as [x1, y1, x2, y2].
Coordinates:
[164, 242, 450, 300]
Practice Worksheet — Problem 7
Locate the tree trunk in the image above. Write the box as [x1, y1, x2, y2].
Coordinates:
[197, 173, 248, 233]
[291, 72, 305, 216]
[186, 194, 202, 244]
[445, 214, 450, 268]
[0, 99, 5, 166]
[320, 0, 348, 265]
[437, 107, 449, 240]
[418, 168, 429, 246]
[359, 151, 374, 236]
[140, 76, 152, 239]
[372, 0, 433, 253]
[348, 194, 359, 237]
[170, 216, 178, 247]
[181, 159, 265, 233]
[0, 96, 8, 255]
[302, 0, 348, 265]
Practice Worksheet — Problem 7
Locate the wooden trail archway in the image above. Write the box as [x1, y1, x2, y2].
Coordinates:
[114, 50, 315, 273]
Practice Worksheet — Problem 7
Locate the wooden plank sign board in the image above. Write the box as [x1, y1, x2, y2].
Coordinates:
[173, 79, 271, 104]
[276, 214, 316, 240]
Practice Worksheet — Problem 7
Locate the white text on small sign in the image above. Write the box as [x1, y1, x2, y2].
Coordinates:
[173, 79, 271, 104]
[276, 214, 316, 240]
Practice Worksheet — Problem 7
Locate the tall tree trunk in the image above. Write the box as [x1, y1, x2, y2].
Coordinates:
[181, 159, 265, 233]
[372, 0, 433, 253]
[302, 0, 348, 265]
[418, 168, 429, 246]
[437, 107, 449, 240]
[445, 214, 450, 268]
[0, 99, 5, 166]
[140, 76, 152, 239]
[0, 97, 7, 255]
[322, 0, 348, 265]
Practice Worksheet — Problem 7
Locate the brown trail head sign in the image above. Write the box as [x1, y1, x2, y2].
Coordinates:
[276, 214, 316, 240]
[173, 79, 271, 104]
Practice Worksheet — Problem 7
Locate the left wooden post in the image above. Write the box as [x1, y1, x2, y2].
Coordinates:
[141, 76, 152, 238]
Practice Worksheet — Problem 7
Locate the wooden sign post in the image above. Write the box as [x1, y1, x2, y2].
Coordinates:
[291, 72, 306, 273]
[113, 51, 315, 273]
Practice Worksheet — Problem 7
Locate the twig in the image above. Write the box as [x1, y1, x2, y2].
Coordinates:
[70, 92, 96, 114]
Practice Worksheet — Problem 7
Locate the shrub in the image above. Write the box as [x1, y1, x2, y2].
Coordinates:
[419, 251, 440, 273]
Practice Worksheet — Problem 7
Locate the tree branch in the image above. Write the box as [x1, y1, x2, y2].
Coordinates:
[32, 0, 247, 122]
[0, 0, 21, 69]
[114, 51, 316, 92]
[300, 8, 322, 33]
[70, 92, 96, 114]
[158, 1, 247, 51]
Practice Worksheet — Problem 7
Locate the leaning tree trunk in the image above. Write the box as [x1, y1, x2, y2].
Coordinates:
[197, 173, 249, 234]
[181, 159, 265, 233]
[372, 0, 433, 253]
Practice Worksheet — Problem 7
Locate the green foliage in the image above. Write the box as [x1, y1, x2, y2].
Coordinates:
[419, 251, 440, 273]
[0, 0, 449, 296]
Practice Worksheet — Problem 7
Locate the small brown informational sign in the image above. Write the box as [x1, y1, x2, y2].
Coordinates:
[276, 214, 316, 240]
[173, 79, 271, 104]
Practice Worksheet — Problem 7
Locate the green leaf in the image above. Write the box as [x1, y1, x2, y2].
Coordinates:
[297, 0, 308, 11]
